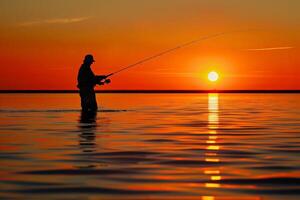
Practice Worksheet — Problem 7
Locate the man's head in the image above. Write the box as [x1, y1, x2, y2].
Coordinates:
[83, 54, 95, 65]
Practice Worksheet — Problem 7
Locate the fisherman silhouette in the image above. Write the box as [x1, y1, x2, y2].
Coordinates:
[77, 54, 111, 111]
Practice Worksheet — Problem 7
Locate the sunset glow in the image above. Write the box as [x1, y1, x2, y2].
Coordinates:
[0, 1, 299, 90]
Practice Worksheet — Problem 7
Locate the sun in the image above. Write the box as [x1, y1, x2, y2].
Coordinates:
[208, 71, 219, 82]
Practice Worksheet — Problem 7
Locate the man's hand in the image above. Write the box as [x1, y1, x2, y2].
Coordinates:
[96, 75, 107, 81]
[96, 76, 111, 85]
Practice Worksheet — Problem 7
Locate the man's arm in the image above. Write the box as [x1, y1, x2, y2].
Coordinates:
[96, 75, 107, 80]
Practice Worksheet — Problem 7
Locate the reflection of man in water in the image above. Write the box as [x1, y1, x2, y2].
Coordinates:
[77, 54, 110, 111]
[79, 111, 97, 152]
[78, 111, 97, 168]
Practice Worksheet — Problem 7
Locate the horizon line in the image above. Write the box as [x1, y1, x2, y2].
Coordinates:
[0, 90, 300, 94]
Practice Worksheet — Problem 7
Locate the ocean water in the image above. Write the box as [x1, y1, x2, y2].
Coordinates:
[0, 93, 300, 200]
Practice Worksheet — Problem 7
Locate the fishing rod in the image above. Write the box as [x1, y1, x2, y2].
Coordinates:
[101, 29, 250, 83]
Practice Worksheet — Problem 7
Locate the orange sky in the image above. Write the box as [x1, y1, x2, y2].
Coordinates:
[0, 0, 299, 90]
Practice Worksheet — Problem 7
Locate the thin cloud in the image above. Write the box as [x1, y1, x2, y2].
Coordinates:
[246, 47, 294, 51]
[19, 16, 91, 26]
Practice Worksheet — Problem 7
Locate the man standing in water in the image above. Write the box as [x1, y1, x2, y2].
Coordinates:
[77, 54, 110, 111]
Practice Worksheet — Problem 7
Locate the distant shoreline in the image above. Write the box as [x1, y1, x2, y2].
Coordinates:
[0, 90, 300, 93]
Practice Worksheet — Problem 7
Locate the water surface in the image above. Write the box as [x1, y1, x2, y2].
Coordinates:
[0, 93, 300, 199]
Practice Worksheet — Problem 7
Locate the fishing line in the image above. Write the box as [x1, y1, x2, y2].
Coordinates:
[105, 29, 252, 79]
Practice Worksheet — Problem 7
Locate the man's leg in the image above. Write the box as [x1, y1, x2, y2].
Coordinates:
[79, 89, 90, 111]
[90, 90, 98, 111]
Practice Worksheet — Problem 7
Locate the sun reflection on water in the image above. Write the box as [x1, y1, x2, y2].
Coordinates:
[204, 93, 221, 189]
[202, 196, 215, 200]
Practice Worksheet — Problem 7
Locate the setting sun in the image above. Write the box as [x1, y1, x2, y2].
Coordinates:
[208, 71, 219, 82]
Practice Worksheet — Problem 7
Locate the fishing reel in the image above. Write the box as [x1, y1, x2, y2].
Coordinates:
[104, 79, 111, 84]
[101, 73, 113, 85]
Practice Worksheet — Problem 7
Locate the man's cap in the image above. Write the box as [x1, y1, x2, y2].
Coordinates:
[84, 54, 95, 62]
